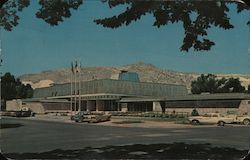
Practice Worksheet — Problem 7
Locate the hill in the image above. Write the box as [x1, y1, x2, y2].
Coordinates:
[19, 62, 250, 92]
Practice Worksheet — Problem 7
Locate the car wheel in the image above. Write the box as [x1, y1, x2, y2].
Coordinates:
[218, 121, 225, 126]
[243, 119, 250, 126]
[192, 120, 200, 125]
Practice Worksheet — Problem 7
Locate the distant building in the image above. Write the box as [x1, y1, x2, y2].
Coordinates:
[6, 71, 250, 115]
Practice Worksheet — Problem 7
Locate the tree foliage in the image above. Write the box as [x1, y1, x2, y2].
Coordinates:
[1, 72, 33, 100]
[36, 0, 83, 26]
[191, 74, 245, 94]
[96, 0, 249, 51]
[0, 0, 30, 31]
[0, 0, 249, 52]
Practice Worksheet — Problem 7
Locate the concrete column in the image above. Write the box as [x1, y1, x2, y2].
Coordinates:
[87, 100, 96, 111]
[121, 103, 128, 112]
[96, 100, 105, 112]
[153, 101, 162, 112]
[239, 100, 250, 115]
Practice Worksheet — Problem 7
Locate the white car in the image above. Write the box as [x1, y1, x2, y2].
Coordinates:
[189, 113, 235, 126]
[235, 115, 250, 125]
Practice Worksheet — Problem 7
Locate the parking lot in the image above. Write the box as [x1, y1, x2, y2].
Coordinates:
[1, 117, 250, 159]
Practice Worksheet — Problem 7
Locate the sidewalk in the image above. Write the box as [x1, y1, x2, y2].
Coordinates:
[96, 118, 194, 129]
[22, 114, 73, 123]
[14, 114, 195, 129]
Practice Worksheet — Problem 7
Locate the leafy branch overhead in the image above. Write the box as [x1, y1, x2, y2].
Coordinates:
[0, 0, 30, 31]
[0, 0, 83, 30]
[95, 0, 249, 51]
[0, 0, 249, 52]
[36, 0, 83, 26]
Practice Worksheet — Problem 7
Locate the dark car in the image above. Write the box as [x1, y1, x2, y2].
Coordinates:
[1, 109, 34, 117]
[70, 111, 91, 121]
[15, 110, 33, 117]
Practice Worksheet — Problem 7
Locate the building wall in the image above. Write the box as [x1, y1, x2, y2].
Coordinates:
[164, 108, 239, 115]
[87, 100, 96, 111]
[33, 79, 188, 99]
[163, 99, 250, 115]
[42, 102, 71, 113]
[96, 100, 105, 111]
[127, 102, 153, 112]
[238, 100, 250, 115]
[6, 99, 72, 114]
[6, 99, 22, 111]
[24, 102, 45, 114]
[164, 99, 241, 109]
[121, 103, 128, 112]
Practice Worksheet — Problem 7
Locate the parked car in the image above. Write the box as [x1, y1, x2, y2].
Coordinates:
[15, 110, 34, 117]
[70, 111, 91, 121]
[225, 111, 250, 126]
[188, 113, 235, 126]
[71, 111, 111, 123]
[1, 107, 34, 117]
[234, 115, 250, 125]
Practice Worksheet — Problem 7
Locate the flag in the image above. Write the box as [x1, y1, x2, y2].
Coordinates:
[75, 61, 81, 73]
[71, 62, 75, 74]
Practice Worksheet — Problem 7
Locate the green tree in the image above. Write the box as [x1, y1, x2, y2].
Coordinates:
[1, 72, 17, 100]
[0, 0, 249, 52]
[191, 74, 218, 94]
[1, 72, 33, 100]
[191, 74, 246, 94]
[223, 78, 245, 93]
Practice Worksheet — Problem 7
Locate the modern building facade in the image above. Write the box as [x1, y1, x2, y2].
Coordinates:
[6, 71, 250, 115]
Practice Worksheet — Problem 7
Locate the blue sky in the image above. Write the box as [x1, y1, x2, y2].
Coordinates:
[1, 1, 249, 76]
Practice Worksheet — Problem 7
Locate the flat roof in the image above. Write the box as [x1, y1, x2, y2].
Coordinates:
[167, 93, 250, 101]
[119, 93, 250, 102]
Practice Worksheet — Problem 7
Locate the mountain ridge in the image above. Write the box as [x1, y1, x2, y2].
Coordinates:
[19, 62, 250, 92]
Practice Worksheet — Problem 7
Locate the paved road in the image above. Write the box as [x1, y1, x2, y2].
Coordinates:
[1, 118, 250, 159]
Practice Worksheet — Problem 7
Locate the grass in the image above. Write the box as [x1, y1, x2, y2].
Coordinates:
[111, 112, 190, 124]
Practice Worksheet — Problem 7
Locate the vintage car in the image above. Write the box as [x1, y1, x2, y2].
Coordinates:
[226, 111, 250, 126]
[188, 113, 235, 126]
[234, 115, 250, 125]
[70, 111, 91, 121]
[71, 111, 111, 123]
[1, 107, 34, 117]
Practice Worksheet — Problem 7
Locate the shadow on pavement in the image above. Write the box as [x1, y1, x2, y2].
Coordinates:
[4, 143, 248, 159]
[0, 123, 24, 129]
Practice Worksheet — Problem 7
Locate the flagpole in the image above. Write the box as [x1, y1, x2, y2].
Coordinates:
[74, 61, 77, 114]
[70, 63, 73, 115]
[78, 61, 81, 111]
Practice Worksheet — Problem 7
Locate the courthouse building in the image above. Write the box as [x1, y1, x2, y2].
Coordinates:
[6, 71, 250, 115]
